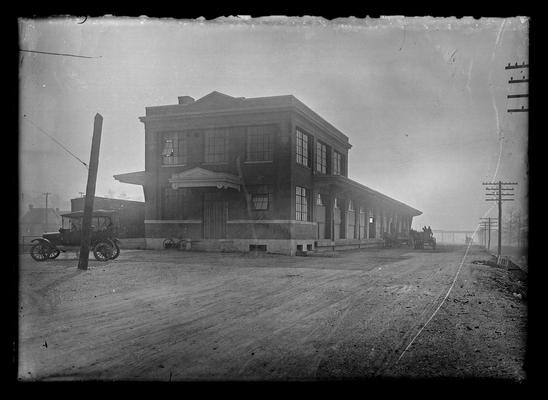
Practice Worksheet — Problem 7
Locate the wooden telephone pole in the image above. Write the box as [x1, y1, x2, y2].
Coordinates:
[483, 181, 517, 257]
[78, 114, 103, 270]
[42, 192, 51, 228]
[479, 217, 499, 252]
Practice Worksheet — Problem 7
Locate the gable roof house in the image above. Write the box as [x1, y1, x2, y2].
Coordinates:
[19, 205, 65, 239]
[114, 91, 421, 255]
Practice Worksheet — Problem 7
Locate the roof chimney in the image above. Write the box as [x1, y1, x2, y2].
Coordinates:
[178, 96, 195, 105]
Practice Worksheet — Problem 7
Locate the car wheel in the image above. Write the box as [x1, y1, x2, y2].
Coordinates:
[30, 243, 51, 261]
[93, 242, 114, 261]
[110, 241, 120, 260]
[48, 249, 60, 259]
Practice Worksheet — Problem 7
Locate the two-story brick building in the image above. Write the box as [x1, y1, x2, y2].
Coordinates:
[114, 91, 421, 255]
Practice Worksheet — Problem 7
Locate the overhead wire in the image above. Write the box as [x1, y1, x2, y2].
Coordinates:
[22, 114, 89, 170]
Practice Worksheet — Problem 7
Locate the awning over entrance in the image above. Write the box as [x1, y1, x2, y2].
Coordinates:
[169, 167, 242, 191]
[314, 175, 422, 216]
[113, 171, 146, 186]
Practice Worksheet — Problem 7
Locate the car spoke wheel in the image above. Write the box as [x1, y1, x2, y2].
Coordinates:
[30, 243, 51, 261]
[48, 249, 61, 259]
[93, 242, 114, 261]
[110, 242, 120, 260]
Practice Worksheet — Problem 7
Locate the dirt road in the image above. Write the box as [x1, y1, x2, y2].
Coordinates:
[18, 245, 526, 381]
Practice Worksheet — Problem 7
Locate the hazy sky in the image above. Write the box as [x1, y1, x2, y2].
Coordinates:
[19, 16, 528, 230]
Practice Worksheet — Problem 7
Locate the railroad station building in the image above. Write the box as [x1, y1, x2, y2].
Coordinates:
[114, 91, 421, 255]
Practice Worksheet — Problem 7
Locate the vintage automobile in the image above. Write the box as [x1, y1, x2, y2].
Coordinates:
[30, 210, 121, 262]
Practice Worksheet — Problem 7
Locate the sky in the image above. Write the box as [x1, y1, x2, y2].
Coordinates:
[19, 16, 528, 231]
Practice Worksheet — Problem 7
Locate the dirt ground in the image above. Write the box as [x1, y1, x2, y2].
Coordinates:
[17, 244, 527, 381]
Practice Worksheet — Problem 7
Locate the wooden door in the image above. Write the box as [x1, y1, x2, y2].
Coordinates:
[334, 208, 341, 240]
[203, 201, 226, 239]
[315, 204, 326, 239]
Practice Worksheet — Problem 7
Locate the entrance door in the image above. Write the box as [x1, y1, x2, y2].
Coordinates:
[333, 208, 341, 240]
[203, 200, 227, 239]
[315, 204, 326, 239]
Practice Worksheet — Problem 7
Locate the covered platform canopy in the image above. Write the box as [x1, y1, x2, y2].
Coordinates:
[113, 171, 146, 186]
[313, 175, 422, 216]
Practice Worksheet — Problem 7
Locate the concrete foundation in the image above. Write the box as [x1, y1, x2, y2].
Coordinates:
[145, 237, 387, 255]
[145, 238, 318, 256]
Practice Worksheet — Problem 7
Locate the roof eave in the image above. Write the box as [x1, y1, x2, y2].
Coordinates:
[314, 175, 422, 216]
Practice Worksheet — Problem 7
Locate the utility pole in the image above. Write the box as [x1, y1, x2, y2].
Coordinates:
[479, 217, 498, 252]
[42, 192, 51, 228]
[506, 61, 529, 113]
[78, 114, 103, 271]
[483, 181, 517, 257]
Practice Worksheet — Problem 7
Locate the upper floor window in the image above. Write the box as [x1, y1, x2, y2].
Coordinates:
[333, 151, 342, 175]
[205, 129, 228, 163]
[296, 128, 310, 167]
[161, 132, 187, 165]
[296, 186, 309, 221]
[348, 200, 354, 211]
[316, 141, 327, 174]
[247, 126, 273, 162]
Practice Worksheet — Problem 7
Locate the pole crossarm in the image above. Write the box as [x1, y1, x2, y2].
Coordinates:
[505, 62, 528, 70]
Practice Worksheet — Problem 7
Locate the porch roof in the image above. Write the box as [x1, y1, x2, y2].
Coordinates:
[168, 167, 243, 191]
[113, 170, 146, 186]
[313, 175, 422, 216]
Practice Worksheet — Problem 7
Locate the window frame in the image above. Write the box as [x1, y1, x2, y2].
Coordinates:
[333, 150, 342, 175]
[247, 185, 272, 211]
[316, 141, 327, 174]
[161, 132, 188, 166]
[250, 193, 270, 210]
[204, 129, 228, 164]
[246, 125, 274, 162]
[295, 128, 311, 168]
[296, 186, 309, 221]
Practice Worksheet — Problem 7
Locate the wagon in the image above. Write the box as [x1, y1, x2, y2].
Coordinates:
[409, 229, 436, 250]
[29, 210, 121, 262]
[382, 232, 413, 248]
